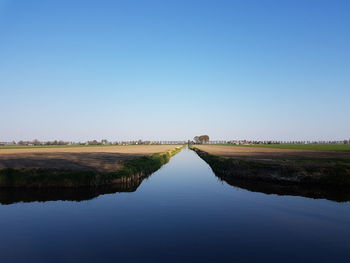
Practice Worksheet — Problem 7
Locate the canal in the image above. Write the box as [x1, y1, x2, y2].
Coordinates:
[0, 147, 349, 262]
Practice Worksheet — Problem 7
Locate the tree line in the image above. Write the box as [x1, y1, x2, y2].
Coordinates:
[0, 139, 187, 146]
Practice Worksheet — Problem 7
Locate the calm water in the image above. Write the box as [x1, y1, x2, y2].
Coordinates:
[1, 148, 349, 262]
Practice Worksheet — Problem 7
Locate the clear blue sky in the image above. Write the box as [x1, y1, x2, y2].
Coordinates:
[1, 0, 349, 141]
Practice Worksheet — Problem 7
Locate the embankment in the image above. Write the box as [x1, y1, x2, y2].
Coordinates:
[191, 146, 350, 201]
[0, 146, 184, 188]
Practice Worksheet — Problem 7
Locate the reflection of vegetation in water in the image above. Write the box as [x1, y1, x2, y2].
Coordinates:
[191, 147, 350, 202]
[0, 146, 184, 188]
[0, 177, 146, 205]
[216, 176, 350, 203]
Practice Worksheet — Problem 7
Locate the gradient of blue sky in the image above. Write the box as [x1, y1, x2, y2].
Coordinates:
[0, 0, 349, 141]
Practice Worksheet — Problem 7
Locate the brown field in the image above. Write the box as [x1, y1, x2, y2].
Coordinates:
[0, 145, 182, 172]
[193, 145, 350, 163]
[192, 145, 350, 188]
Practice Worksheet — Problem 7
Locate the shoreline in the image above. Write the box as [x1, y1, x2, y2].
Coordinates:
[0, 146, 184, 188]
[191, 146, 350, 187]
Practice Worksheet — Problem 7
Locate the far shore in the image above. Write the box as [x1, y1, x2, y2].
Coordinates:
[208, 143, 350, 152]
[191, 145, 350, 187]
[0, 145, 184, 188]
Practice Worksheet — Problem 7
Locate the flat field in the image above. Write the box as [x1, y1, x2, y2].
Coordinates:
[192, 145, 350, 187]
[226, 144, 350, 152]
[0, 145, 182, 172]
[193, 145, 350, 163]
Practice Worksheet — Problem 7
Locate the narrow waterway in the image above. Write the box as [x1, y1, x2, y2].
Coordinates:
[1, 147, 349, 262]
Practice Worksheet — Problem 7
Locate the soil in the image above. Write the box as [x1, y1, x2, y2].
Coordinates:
[193, 145, 350, 164]
[0, 145, 181, 172]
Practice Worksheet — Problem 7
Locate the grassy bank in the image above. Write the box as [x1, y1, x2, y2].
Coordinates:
[0, 146, 184, 188]
[219, 144, 350, 152]
[190, 146, 350, 187]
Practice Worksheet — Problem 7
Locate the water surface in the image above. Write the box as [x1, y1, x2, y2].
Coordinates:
[1, 148, 349, 262]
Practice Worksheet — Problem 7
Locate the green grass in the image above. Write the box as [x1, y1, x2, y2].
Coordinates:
[223, 144, 350, 152]
[0, 146, 184, 187]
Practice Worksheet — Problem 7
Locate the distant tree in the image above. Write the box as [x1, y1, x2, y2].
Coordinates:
[88, 140, 99, 145]
[194, 135, 209, 144]
[32, 139, 40, 146]
[199, 135, 209, 144]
